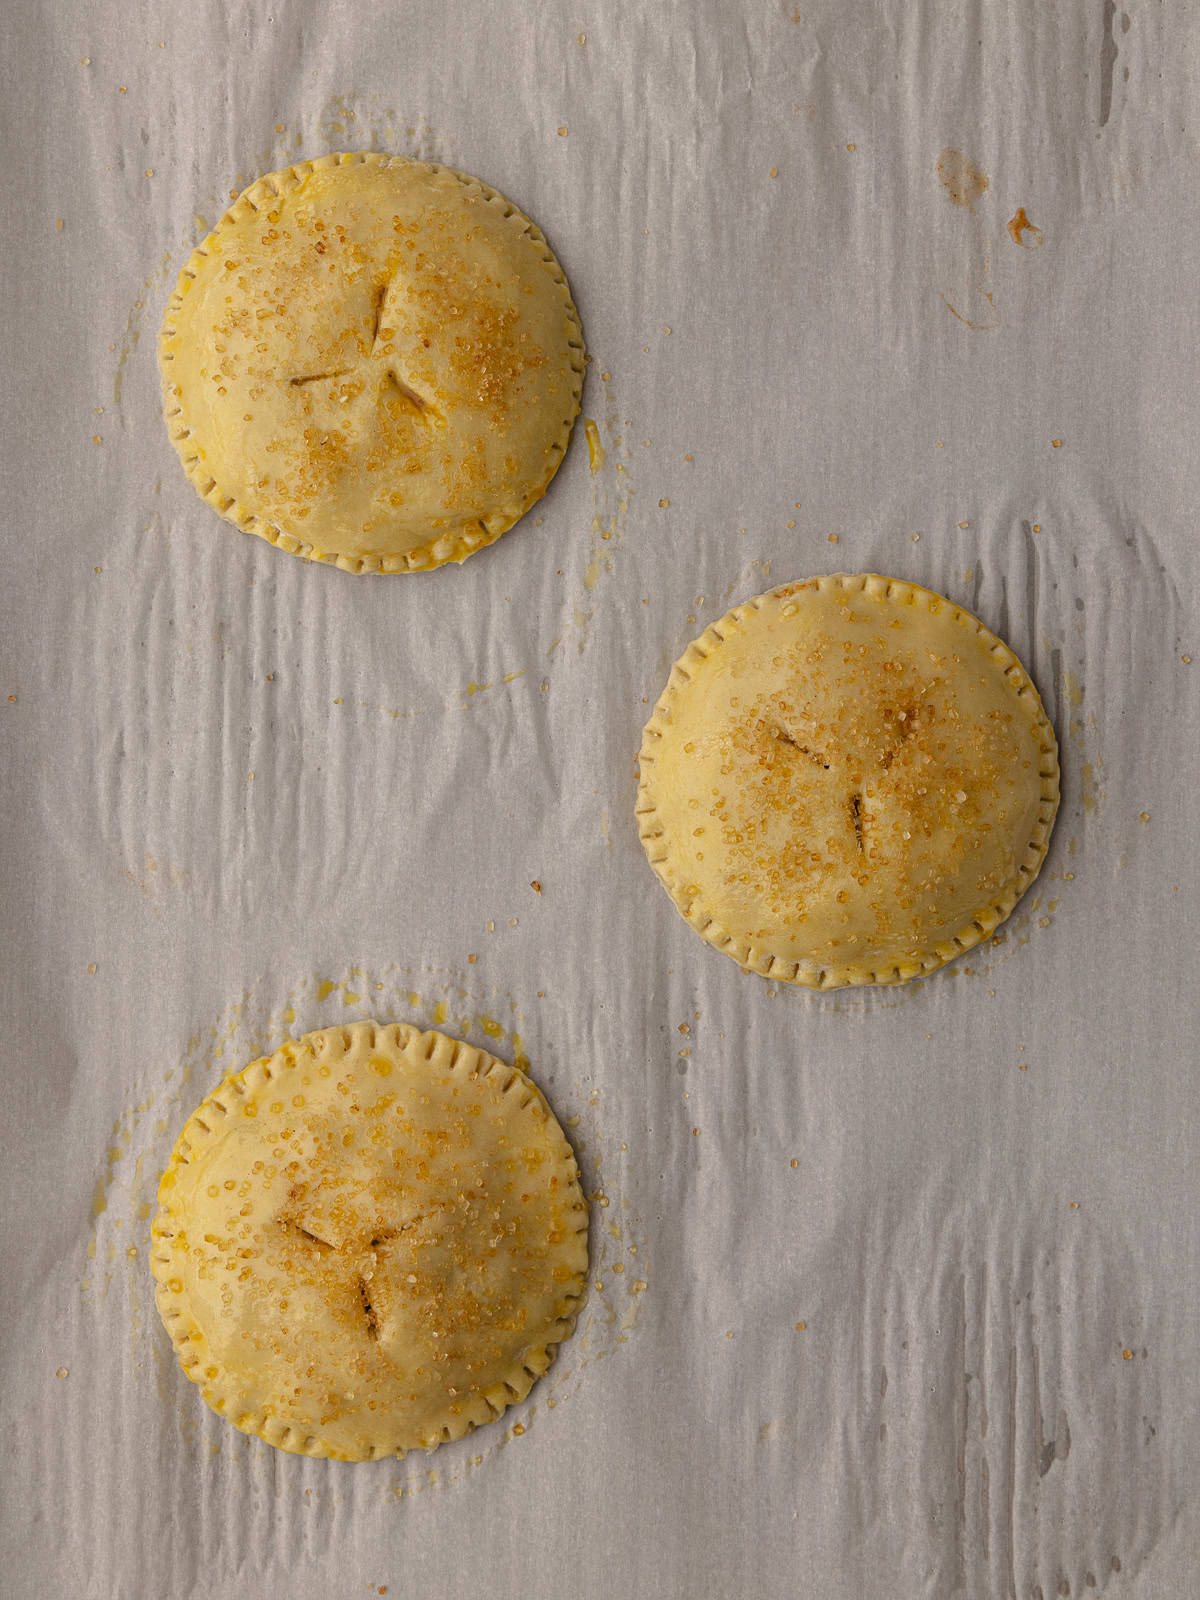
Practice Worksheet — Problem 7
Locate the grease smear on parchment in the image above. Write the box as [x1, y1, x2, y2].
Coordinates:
[547, 367, 635, 659]
[83, 964, 648, 1492]
[934, 148, 1046, 332]
[326, 667, 529, 727]
[1063, 668, 1104, 821]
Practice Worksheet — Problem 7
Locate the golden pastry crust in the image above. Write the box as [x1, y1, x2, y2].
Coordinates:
[636, 574, 1060, 988]
[150, 1023, 589, 1459]
[159, 152, 585, 572]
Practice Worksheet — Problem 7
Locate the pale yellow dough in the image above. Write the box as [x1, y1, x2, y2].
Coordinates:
[636, 574, 1060, 988]
[159, 153, 585, 572]
[151, 1023, 589, 1459]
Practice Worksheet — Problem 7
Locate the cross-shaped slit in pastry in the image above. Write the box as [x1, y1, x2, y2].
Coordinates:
[371, 281, 437, 420]
[774, 726, 830, 769]
[289, 369, 353, 388]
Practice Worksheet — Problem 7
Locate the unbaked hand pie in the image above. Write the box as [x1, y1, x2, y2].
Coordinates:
[636, 574, 1060, 988]
[150, 1022, 589, 1459]
[159, 152, 585, 572]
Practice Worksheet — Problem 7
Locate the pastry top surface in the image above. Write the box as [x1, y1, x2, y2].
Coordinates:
[151, 1022, 589, 1459]
[637, 574, 1060, 987]
[160, 153, 585, 573]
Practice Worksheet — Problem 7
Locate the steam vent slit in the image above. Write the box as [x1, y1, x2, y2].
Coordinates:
[359, 1279, 379, 1340]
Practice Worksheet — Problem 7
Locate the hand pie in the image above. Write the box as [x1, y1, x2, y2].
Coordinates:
[151, 1022, 589, 1459]
[636, 574, 1060, 988]
[159, 153, 585, 572]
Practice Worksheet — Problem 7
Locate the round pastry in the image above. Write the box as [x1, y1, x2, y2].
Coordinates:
[159, 153, 585, 572]
[636, 573, 1060, 988]
[150, 1022, 589, 1459]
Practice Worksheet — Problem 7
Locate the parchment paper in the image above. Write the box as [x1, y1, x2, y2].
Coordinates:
[3, 2, 1199, 1596]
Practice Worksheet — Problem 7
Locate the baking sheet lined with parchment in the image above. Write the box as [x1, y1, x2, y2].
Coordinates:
[2, 2, 1199, 1596]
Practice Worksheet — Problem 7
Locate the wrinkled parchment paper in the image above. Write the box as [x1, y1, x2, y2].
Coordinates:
[3, 2, 1199, 1595]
